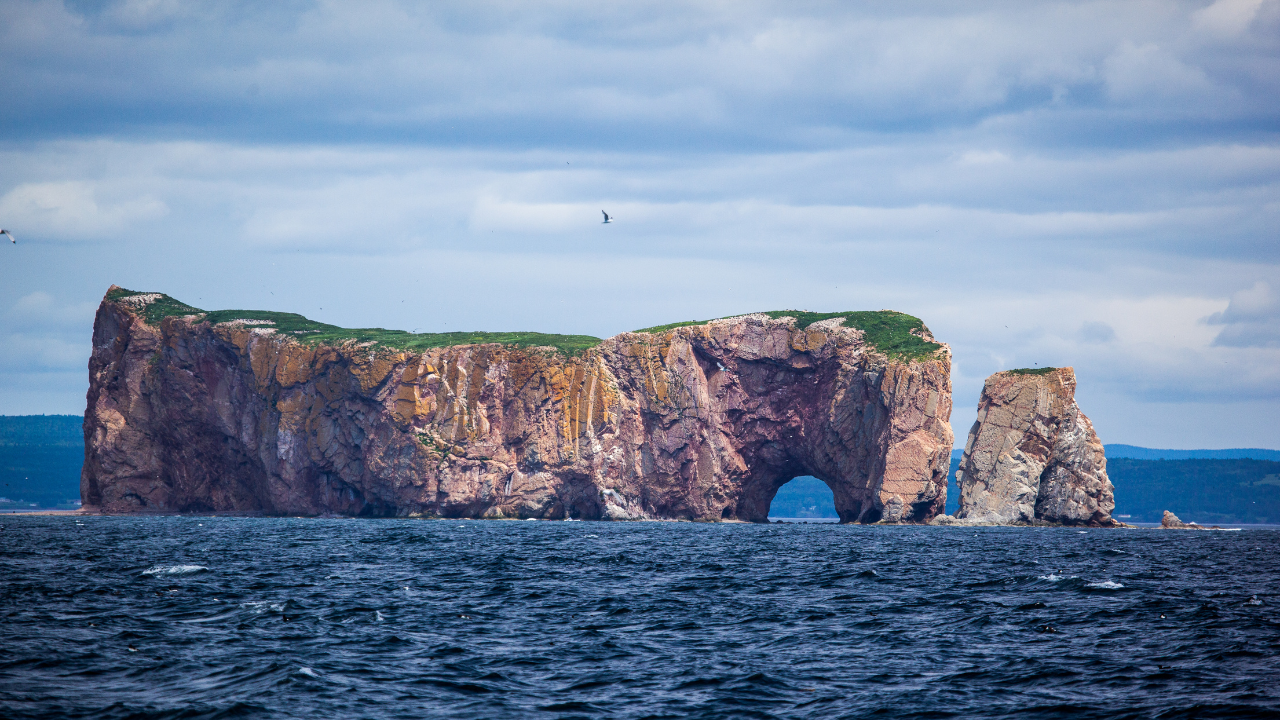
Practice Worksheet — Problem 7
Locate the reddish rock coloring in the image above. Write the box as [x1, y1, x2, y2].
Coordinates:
[82, 288, 954, 522]
[950, 367, 1119, 527]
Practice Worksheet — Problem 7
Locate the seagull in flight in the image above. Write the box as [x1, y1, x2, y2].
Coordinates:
[601, 210, 612, 224]
[0, 229, 13, 244]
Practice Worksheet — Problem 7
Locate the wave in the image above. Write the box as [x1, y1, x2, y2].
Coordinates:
[8, 515, 1280, 720]
[142, 564, 208, 576]
[1085, 580, 1124, 590]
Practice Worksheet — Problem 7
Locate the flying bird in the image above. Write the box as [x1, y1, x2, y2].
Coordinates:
[601, 211, 612, 224]
[1, 229, 14, 244]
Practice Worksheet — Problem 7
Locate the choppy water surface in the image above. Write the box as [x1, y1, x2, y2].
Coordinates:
[2, 518, 1278, 719]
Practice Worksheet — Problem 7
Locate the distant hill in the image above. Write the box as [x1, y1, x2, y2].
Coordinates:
[1108, 458, 1280, 524]
[0, 415, 84, 509]
[0, 415, 83, 447]
[1104, 444, 1280, 461]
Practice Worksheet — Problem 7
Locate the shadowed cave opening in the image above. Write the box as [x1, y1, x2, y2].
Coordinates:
[766, 477, 840, 523]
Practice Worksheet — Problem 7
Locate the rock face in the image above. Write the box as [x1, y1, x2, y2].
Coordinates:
[952, 367, 1118, 527]
[82, 288, 954, 522]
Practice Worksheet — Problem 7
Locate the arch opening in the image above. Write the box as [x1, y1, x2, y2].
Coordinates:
[766, 476, 840, 523]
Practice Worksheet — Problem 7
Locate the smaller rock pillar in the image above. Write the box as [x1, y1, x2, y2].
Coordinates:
[954, 367, 1118, 526]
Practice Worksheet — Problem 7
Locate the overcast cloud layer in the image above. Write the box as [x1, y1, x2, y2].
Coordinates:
[1, 0, 1277, 449]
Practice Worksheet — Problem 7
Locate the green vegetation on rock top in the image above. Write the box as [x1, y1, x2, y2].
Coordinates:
[105, 289, 943, 360]
[634, 309, 944, 361]
[1004, 367, 1058, 376]
[107, 288, 602, 356]
[106, 287, 202, 325]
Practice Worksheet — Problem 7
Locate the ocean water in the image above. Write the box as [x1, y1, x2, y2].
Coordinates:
[1, 518, 1278, 719]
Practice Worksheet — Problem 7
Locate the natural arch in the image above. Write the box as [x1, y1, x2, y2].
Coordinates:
[614, 321, 953, 525]
[736, 469, 875, 524]
[83, 293, 954, 522]
[766, 476, 838, 520]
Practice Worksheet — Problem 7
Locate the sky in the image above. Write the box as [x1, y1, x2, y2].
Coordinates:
[1, 0, 1277, 449]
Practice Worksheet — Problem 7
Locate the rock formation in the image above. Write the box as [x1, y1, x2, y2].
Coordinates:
[82, 288, 954, 522]
[1161, 510, 1216, 529]
[947, 367, 1119, 527]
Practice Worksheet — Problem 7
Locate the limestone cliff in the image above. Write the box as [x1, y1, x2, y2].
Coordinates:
[82, 287, 953, 522]
[949, 367, 1118, 527]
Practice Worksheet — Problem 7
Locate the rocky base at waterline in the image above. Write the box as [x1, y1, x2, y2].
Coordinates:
[82, 287, 954, 522]
[1160, 510, 1221, 530]
[932, 367, 1122, 528]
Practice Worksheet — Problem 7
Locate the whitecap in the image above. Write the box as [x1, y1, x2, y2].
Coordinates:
[585, 534, 598, 538]
[375, 610, 386, 622]
[142, 564, 208, 576]
[238, 601, 284, 614]
[1037, 574, 1076, 582]
[298, 667, 321, 678]
[1086, 580, 1124, 590]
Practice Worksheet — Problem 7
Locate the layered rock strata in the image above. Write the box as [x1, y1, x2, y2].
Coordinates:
[948, 367, 1119, 527]
[82, 288, 954, 522]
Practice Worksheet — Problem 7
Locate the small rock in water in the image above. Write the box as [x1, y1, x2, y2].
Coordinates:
[1161, 511, 1207, 530]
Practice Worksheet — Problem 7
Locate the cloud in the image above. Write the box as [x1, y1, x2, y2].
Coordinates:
[0, 3, 1275, 445]
[0, 292, 95, 379]
[1, 1, 1277, 148]
[1205, 281, 1280, 347]
[1078, 321, 1117, 344]
[1103, 41, 1218, 104]
[1193, 0, 1268, 37]
[5, 291, 98, 331]
[0, 181, 167, 241]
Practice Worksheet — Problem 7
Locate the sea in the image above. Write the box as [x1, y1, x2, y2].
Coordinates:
[1, 517, 1278, 719]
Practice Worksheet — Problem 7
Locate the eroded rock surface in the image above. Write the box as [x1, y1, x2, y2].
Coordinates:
[950, 367, 1119, 527]
[83, 288, 954, 522]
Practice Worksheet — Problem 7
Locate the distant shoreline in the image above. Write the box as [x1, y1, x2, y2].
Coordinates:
[3, 512, 1276, 530]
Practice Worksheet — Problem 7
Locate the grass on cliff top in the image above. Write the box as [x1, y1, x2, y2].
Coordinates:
[1004, 367, 1058, 376]
[633, 309, 943, 361]
[106, 288, 602, 356]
